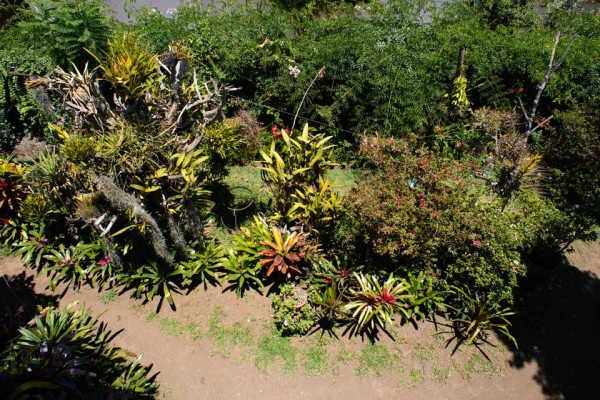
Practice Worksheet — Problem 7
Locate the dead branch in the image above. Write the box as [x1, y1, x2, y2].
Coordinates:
[521, 31, 578, 138]
[292, 66, 325, 132]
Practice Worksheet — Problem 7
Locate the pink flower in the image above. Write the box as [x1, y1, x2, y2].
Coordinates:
[473, 240, 481, 247]
[419, 201, 426, 207]
[395, 199, 402, 205]
[97, 255, 111, 266]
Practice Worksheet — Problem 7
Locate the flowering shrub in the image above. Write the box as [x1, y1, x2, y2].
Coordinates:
[340, 148, 542, 306]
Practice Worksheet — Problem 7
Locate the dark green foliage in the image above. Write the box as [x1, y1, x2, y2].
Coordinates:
[122, 1, 600, 146]
[18, 0, 113, 68]
[541, 110, 600, 242]
[0, 29, 54, 150]
[0, 303, 158, 399]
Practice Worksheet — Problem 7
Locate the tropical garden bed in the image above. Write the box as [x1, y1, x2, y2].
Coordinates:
[0, 0, 598, 399]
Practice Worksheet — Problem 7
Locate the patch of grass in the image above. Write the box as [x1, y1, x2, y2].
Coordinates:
[255, 332, 297, 375]
[145, 311, 158, 323]
[356, 344, 401, 377]
[99, 288, 118, 304]
[453, 352, 503, 380]
[130, 303, 144, 313]
[325, 168, 358, 199]
[225, 166, 274, 211]
[433, 366, 451, 384]
[185, 321, 197, 333]
[303, 346, 329, 376]
[411, 343, 435, 364]
[332, 346, 356, 376]
[208, 307, 254, 357]
[159, 317, 184, 338]
[408, 369, 424, 386]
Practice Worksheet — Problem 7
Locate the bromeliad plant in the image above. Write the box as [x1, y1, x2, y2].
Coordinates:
[90, 32, 162, 102]
[42, 241, 102, 291]
[124, 261, 184, 309]
[404, 272, 448, 322]
[345, 272, 414, 332]
[219, 250, 263, 298]
[233, 216, 315, 281]
[8, 35, 238, 307]
[0, 302, 158, 399]
[0, 157, 25, 221]
[259, 227, 307, 278]
[448, 287, 518, 353]
[180, 240, 222, 289]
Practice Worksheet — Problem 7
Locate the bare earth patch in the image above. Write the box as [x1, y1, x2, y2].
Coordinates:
[3, 241, 599, 400]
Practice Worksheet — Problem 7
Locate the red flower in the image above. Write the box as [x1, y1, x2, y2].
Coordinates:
[272, 124, 282, 139]
[419, 201, 426, 207]
[380, 288, 396, 304]
[337, 269, 350, 279]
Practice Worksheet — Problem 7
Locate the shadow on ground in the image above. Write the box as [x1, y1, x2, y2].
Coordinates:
[0, 271, 60, 345]
[503, 251, 600, 400]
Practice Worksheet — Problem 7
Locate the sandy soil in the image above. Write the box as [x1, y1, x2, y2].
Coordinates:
[2, 240, 599, 400]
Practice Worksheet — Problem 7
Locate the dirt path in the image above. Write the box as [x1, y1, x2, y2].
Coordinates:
[3, 241, 599, 399]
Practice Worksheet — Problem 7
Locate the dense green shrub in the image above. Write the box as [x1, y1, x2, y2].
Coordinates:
[201, 119, 245, 180]
[122, 1, 600, 147]
[0, 27, 55, 150]
[18, 0, 113, 67]
[540, 110, 600, 242]
[339, 147, 557, 305]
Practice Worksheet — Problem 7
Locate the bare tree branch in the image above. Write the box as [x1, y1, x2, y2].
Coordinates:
[292, 66, 325, 132]
[526, 31, 578, 137]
